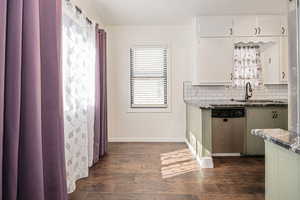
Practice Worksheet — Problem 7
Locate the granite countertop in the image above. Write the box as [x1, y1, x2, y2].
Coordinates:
[251, 129, 300, 155]
[185, 99, 288, 109]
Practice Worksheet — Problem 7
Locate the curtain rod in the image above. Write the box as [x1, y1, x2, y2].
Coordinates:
[75, 6, 82, 14]
[65, 0, 93, 25]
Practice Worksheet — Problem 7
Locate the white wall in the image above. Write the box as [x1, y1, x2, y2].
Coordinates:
[107, 26, 193, 142]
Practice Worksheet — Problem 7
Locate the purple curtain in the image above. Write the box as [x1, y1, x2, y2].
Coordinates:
[0, 0, 67, 199]
[0, 0, 6, 198]
[93, 25, 108, 163]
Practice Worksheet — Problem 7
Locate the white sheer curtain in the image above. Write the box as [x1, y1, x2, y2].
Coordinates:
[232, 44, 263, 88]
[62, 1, 95, 193]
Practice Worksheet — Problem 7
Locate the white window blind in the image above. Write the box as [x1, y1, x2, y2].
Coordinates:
[130, 46, 168, 108]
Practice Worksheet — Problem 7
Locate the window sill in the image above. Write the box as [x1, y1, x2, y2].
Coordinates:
[127, 106, 171, 113]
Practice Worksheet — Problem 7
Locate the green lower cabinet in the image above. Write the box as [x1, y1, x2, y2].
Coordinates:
[246, 107, 288, 155]
[187, 105, 201, 152]
[186, 105, 212, 158]
[198, 109, 212, 157]
[265, 142, 300, 200]
[186, 105, 288, 157]
[186, 105, 191, 144]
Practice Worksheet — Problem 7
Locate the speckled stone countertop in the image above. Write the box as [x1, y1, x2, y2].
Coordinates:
[251, 129, 300, 155]
[185, 99, 288, 109]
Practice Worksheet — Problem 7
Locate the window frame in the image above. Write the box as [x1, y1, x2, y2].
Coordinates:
[127, 44, 171, 113]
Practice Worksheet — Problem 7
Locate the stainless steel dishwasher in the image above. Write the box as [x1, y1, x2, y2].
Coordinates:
[212, 108, 245, 155]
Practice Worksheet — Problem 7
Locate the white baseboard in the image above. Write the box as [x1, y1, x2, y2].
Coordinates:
[197, 156, 214, 168]
[108, 137, 185, 142]
[212, 153, 241, 157]
[185, 139, 214, 169]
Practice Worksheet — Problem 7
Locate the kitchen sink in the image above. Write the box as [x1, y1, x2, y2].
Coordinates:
[232, 99, 285, 103]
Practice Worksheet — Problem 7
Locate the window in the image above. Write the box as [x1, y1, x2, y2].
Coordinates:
[130, 46, 168, 108]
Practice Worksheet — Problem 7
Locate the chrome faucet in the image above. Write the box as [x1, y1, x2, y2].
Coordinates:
[245, 82, 253, 101]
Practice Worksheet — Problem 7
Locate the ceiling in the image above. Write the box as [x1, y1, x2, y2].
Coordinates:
[92, 0, 288, 25]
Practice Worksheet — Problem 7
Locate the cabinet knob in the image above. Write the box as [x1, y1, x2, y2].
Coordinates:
[258, 27, 262, 35]
[230, 28, 233, 35]
[254, 28, 258, 35]
[282, 27, 286, 35]
[282, 72, 286, 79]
[272, 111, 279, 119]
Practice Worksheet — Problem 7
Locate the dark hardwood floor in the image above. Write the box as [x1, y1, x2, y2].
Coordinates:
[69, 143, 264, 200]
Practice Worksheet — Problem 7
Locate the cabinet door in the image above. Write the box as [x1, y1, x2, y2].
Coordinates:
[246, 107, 288, 155]
[272, 108, 288, 129]
[197, 16, 233, 37]
[281, 15, 288, 36]
[266, 142, 300, 200]
[189, 105, 202, 151]
[260, 37, 281, 84]
[233, 16, 258, 36]
[200, 109, 212, 157]
[280, 37, 289, 82]
[186, 105, 191, 143]
[257, 15, 282, 36]
[195, 38, 233, 84]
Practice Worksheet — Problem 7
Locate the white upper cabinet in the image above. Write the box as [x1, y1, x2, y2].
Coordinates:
[233, 16, 258, 37]
[280, 37, 289, 82]
[256, 15, 282, 36]
[197, 15, 288, 37]
[197, 16, 233, 37]
[192, 15, 289, 85]
[193, 38, 233, 85]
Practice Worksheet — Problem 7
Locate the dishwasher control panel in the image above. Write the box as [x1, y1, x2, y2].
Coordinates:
[212, 108, 245, 118]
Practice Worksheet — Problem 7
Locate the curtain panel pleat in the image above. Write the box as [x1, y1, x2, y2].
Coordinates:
[93, 26, 108, 164]
[39, 0, 68, 199]
[0, 0, 67, 199]
[0, 0, 7, 198]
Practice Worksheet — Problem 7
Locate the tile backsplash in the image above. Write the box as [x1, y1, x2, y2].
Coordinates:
[184, 82, 288, 101]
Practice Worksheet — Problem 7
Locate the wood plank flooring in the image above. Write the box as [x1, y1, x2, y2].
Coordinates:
[69, 143, 265, 200]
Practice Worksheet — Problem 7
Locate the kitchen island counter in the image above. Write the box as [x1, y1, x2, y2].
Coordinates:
[251, 129, 300, 155]
[251, 129, 300, 200]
